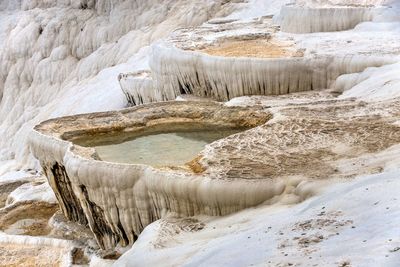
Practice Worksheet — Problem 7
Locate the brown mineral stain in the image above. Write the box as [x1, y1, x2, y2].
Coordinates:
[200, 39, 303, 58]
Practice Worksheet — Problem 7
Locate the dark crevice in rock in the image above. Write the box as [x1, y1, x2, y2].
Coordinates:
[123, 90, 136, 106]
[71, 247, 89, 265]
[44, 162, 87, 225]
[178, 79, 187, 95]
[79, 184, 120, 249]
[115, 205, 130, 246]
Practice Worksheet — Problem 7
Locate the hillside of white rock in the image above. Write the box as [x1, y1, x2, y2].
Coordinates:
[1, 0, 400, 266]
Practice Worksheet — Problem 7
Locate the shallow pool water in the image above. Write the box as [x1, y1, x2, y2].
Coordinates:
[94, 129, 239, 166]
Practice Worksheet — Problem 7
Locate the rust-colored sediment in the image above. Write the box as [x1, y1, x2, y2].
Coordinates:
[186, 155, 206, 174]
[200, 39, 303, 58]
[0, 201, 59, 236]
[0, 243, 65, 267]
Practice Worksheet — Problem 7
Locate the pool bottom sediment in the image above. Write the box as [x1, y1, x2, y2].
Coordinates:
[93, 129, 240, 166]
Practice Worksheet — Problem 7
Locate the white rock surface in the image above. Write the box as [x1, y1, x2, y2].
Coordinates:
[339, 62, 400, 101]
[6, 179, 57, 205]
[115, 170, 400, 267]
[1, 0, 400, 265]
[0, 0, 237, 174]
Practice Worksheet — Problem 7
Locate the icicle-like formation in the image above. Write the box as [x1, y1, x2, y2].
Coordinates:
[276, 5, 378, 33]
[149, 41, 397, 102]
[118, 70, 171, 106]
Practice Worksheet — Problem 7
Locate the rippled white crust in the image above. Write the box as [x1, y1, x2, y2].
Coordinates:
[118, 71, 159, 106]
[115, 170, 400, 267]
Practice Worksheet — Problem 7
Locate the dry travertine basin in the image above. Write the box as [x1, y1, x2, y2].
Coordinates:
[0, 201, 58, 237]
[199, 39, 304, 58]
[0, 181, 28, 208]
[29, 97, 400, 250]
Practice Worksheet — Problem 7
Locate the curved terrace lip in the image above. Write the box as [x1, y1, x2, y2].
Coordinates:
[173, 42, 304, 61]
[162, 40, 399, 64]
[149, 40, 400, 103]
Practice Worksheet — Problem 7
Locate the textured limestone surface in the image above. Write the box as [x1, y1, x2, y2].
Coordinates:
[0, 231, 76, 267]
[0, 201, 58, 236]
[0, 243, 66, 267]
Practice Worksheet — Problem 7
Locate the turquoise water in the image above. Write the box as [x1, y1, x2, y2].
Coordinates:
[94, 130, 238, 166]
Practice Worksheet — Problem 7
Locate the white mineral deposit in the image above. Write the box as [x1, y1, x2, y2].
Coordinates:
[1, 0, 400, 266]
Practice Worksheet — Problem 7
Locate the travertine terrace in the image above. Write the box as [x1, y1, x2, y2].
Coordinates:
[29, 101, 272, 249]
[30, 94, 400, 250]
[1, 0, 400, 265]
[28, 0, 400, 256]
